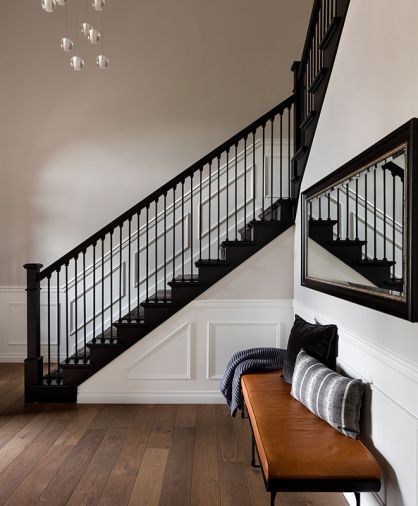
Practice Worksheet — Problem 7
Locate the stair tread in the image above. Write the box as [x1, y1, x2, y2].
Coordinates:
[327, 239, 367, 246]
[221, 240, 260, 247]
[358, 259, 396, 267]
[196, 259, 230, 266]
[309, 218, 338, 226]
[173, 274, 199, 282]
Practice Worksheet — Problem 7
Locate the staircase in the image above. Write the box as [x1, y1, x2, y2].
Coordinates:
[24, 0, 350, 403]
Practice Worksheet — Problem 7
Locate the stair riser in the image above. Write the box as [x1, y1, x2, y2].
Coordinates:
[309, 226, 335, 243]
[198, 266, 234, 284]
[327, 245, 363, 263]
[252, 224, 288, 243]
[62, 368, 95, 387]
[356, 266, 393, 285]
[170, 286, 206, 305]
[27, 385, 77, 403]
[89, 347, 125, 368]
[142, 305, 179, 325]
[115, 325, 150, 345]
[223, 245, 262, 265]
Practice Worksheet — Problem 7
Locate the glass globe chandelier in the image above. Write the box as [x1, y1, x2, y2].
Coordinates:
[41, 0, 110, 71]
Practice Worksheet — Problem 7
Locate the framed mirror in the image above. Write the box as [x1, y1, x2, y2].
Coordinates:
[301, 119, 418, 321]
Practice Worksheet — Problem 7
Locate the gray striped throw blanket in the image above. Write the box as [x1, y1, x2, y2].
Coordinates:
[220, 347, 286, 416]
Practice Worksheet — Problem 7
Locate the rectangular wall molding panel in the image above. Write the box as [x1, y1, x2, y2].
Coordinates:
[76, 299, 294, 404]
[294, 301, 418, 506]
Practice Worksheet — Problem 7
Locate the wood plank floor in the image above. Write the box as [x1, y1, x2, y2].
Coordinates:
[0, 364, 348, 506]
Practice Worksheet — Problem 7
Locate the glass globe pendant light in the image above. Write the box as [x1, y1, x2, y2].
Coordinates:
[41, 0, 56, 13]
[92, 0, 106, 12]
[81, 22, 92, 37]
[60, 37, 74, 52]
[70, 56, 84, 71]
[96, 55, 109, 69]
[88, 28, 101, 44]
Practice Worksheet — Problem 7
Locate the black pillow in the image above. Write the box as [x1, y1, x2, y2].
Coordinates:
[282, 314, 338, 383]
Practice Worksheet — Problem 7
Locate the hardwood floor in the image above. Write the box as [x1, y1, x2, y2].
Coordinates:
[0, 364, 348, 506]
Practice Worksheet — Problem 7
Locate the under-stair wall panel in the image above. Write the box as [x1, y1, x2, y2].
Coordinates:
[76, 229, 295, 403]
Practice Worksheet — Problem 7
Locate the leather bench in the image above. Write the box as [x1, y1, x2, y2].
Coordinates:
[241, 370, 381, 506]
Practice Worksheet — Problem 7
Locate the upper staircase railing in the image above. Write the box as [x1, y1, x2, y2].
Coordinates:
[292, 0, 350, 188]
[24, 0, 350, 401]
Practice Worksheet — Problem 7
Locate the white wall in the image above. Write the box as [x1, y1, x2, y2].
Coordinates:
[77, 228, 295, 403]
[0, 0, 312, 286]
[294, 1, 418, 505]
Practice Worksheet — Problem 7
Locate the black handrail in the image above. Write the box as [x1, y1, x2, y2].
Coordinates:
[38, 94, 294, 281]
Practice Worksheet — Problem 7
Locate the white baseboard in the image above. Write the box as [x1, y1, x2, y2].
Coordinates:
[77, 390, 225, 404]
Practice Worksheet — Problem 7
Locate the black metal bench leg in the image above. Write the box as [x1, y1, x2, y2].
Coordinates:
[251, 432, 261, 468]
[271, 491, 277, 506]
[355, 492, 361, 506]
[241, 402, 246, 418]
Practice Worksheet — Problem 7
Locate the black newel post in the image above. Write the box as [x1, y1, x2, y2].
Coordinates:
[24, 263, 43, 403]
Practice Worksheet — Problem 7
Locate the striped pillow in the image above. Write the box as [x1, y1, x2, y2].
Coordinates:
[291, 350, 363, 439]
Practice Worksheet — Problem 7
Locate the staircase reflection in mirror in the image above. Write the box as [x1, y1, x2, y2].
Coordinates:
[307, 147, 405, 298]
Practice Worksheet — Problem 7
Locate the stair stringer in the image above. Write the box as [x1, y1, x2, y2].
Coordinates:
[76, 228, 295, 403]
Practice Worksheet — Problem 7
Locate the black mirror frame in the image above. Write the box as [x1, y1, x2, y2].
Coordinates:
[301, 118, 418, 322]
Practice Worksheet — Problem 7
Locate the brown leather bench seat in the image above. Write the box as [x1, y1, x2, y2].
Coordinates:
[241, 370, 381, 504]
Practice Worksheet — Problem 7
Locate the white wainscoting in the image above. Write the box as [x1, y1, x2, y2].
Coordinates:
[294, 301, 418, 506]
[77, 299, 294, 404]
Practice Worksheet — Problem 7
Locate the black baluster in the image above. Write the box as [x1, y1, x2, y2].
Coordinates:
[309, 200, 313, 220]
[129, 217, 132, 315]
[327, 191, 331, 220]
[288, 108, 291, 198]
[279, 113, 283, 199]
[74, 255, 78, 362]
[235, 143, 238, 239]
[355, 177, 359, 241]
[146, 204, 150, 301]
[164, 194, 167, 301]
[47, 275, 51, 383]
[92, 243, 96, 343]
[101, 239, 105, 343]
[182, 181, 185, 280]
[137, 212, 141, 319]
[83, 250, 87, 362]
[318, 197, 322, 220]
[337, 188, 340, 240]
[346, 182, 350, 240]
[365, 170, 368, 258]
[270, 119, 274, 217]
[383, 167, 387, 259]
[208, 161, 212, 258]
[262, 125, 265, 216]
[199, 170, 203, 259]
[226, 150, 229, 240]
[155, 199, 159, 299]
[401, 172, 404, 284]
[56, 269, 61, 384]
[65, 262, 69, 362]
[119, 224, 123, 320]
[244, 136, 247, 232]
[373, 166, 377, 260]
[173, 187, 176, 278]
[217, 156, 221, 260]
[110, 231, 114, 334]
[253, 132, 256, 221]
[190, 174, 194, 279]
[392, 173, 396, 278]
